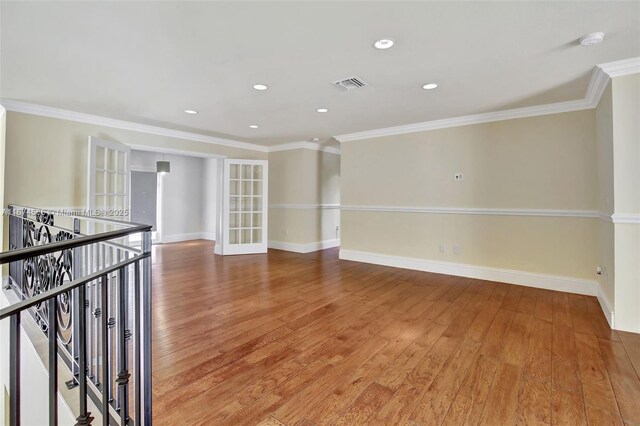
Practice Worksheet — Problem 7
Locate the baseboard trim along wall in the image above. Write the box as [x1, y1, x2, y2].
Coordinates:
[597, 286, 615, 329]
[162, 232, 215, 244]
[268, 239, 340, 254]
[339, 249, 598, 296]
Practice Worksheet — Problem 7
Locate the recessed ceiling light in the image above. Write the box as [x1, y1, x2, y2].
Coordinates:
[422, 83, 438, 90]
[253, 84, 268, 91]
[374, 39, 394, 50]
[579, 32, 605, 46]
[249, 124, 259, 129]
[312, 138, 320, 141]
[184, 109, 198, 114]
[316, 108, 329, 113]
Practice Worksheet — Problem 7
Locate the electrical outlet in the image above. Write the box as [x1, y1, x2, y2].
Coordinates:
[439, 243, 446, 253]
[336, 226, 340, 239]
[454, 173, 464, 181]
[453, 244, 461, 255]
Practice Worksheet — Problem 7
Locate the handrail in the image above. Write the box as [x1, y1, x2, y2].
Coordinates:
[0, 252, 150, 321]
[0, 224, 151, 265]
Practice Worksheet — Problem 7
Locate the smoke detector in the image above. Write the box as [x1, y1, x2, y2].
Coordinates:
[580, 32, 604, 46]
[333, 77, 368, 90]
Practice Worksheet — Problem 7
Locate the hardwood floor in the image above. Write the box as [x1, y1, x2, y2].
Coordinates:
[151, 240, 640, 425]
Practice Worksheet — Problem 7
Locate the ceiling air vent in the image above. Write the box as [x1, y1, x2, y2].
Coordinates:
[333, 77, 368, 90]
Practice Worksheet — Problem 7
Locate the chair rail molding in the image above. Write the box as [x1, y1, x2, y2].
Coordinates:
[269, 203, 341, 210]
[341, 205, 601, 219]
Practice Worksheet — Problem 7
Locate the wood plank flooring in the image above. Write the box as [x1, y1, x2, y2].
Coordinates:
[151, 241, 640, 425]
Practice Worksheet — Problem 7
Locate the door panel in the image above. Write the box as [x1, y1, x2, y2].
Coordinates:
[222, 159, 268, 255]
[87, 137, 131, 222]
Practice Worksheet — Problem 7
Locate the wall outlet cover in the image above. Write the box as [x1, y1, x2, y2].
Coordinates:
[454, 173, 464, 181]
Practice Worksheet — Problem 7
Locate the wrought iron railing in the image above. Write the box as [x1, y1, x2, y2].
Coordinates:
[1, 205, 152, 425]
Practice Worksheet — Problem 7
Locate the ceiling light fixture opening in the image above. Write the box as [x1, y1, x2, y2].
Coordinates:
[184, 109, 198, 114]
[422, 83, 438, 90]
[253, 84, 268, 91]
[579, 32, 604, 46]
[316, 108, 329, 113]
[249, 124, 259, 129]
[312, 138, 320, 141]
[374, 39, 394, 50]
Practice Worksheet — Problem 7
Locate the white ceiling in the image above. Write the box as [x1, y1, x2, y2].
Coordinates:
[1, 1, 639, 147]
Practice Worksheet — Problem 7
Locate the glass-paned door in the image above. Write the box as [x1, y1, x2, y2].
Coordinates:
[222, 159, 268, 255]
[87, 137, 130, 223]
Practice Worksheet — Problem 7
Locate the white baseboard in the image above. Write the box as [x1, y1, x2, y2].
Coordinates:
[161, 232, 215, 244]
[339, 249, 598, 296]
[200, 232, 216, 241]
[597, 286, 615, 329]
[268, 239, 340, 254]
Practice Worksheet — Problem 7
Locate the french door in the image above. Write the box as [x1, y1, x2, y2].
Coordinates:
[87, 137, 131, 222]
[221, 159, 268, 255]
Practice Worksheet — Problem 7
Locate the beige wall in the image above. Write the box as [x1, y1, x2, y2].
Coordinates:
[268, 149, 340, 248]
[341, 109, 599, 280]
[610, 73, 640, 332]
[3, 111, 266, 209]
[595, 82, 615, 307]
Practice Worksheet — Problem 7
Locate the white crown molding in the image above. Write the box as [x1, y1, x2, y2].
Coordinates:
[598, 57, 640, 78]
[1, 99, 269, 153]
[334, 99, 590, 142]
[268, 141, 341, 155]
[128, 143, 227, 159]
[341, 205, 600, 219]
[339, 249, 598, 297]
[584, 66, 610, 108]
[611, 213, 640, 224]
[1, 99, 344, 155]
[335, 57, 640, 143]
[270, 203, 340, 210]
[269, 238, 340, 253]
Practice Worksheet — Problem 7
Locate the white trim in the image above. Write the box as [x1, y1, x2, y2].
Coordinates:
[335, 99, 590, 142]
[611, 213, 640, 224]
[598, 57, 640, 78]
[161, 232, 214, 244]
[334, 58, 640, 143]
[341, 205, 600, 219]
[598, 212, 613, 222]
[270, 203, 341, 210]
[339, 249, 597, 296]
[1, 98, 342, 155]
[201, 232, 216, 241]
[585, 66, 610, 107]
[268, 141, 341, 155]
[268, 238, 340, 253]
[597, 285, 615, 329]
[128, 143, 227, 159]
[1, 99, 269, 153]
